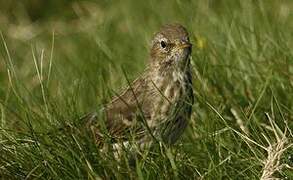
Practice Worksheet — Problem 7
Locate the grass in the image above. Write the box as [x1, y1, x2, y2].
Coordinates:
[0, 0, 292, 179]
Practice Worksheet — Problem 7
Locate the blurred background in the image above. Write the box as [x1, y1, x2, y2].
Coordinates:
[0, 0, 292, 111]
[0, 0, 292, 179]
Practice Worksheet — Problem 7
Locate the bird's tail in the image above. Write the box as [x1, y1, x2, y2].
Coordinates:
[80, 111, 106, 145]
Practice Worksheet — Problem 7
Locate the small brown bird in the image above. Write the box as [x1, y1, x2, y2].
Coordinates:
[84, 23, 194, 148]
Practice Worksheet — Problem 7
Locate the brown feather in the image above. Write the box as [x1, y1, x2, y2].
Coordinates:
[84, 23, 194, 146]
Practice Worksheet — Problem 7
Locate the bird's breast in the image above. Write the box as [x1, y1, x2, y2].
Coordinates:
[148, 69, 189, 127]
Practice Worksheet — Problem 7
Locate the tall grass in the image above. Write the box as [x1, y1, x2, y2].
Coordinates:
[0, 0, 292, 179]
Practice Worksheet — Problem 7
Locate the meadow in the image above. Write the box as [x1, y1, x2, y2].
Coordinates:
[0, 0, 292, 179]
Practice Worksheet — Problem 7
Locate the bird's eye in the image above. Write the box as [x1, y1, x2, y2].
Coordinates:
[160, 41, 167, 49]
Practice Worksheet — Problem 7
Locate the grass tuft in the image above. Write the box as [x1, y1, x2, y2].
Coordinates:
[0, 0, 292, 179]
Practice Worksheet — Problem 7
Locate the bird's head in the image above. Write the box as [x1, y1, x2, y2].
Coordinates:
[150, 24, 192, 70]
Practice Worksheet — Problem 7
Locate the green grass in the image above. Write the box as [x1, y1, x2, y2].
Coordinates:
[0, 0, 292, 179]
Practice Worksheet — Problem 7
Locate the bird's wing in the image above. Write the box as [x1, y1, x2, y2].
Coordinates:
[104, 74, 152, 138]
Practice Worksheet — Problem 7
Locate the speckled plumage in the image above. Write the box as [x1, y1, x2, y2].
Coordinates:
[85, 24, 194, 146]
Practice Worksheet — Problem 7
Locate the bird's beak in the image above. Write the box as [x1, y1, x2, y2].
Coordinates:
[177, 42, 192, 49]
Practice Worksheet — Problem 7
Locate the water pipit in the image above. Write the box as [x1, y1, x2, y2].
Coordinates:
[84, 23, 194, 149]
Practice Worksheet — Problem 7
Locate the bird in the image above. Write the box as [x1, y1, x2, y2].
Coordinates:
[83, 23, 194, 150]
